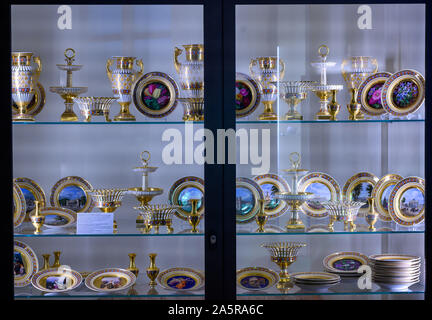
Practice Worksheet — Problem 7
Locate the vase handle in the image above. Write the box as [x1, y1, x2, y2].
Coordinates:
[249, 59, 256, 79]
[279, 58, 285, 80]
[174, 47, 182, 74]
[133, 58, 144, 82]
[33, 55, 42, 81]
[106, 58, 113, 82]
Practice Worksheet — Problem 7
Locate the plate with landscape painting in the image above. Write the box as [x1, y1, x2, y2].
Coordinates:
[388, 176, 425, 226]
[31, 268, 82, 293]
[236, 73, 261, 118]
[253, 173, 290, 219]
[14, 177, 46, 219]
[132, 71, 179, 118]
[14, 240, 39, 287]
[40, 207, 77, 229]
[357, 72, 391, 116]
[13, 182, 26, 228]
[371, 174, 403, 222]
[236, 267, 278, 291]
[323, 251, 368, 276]
[50, 176, 94, 213]
[157, 267, 204, 291]
[169, 176, 204, 220]
[298, 172, 341, 218]
[381, 69, 425, 117]
[236, 177, 264, 224]
[85, 268, 136, 293]
[343, 172, 379, 216]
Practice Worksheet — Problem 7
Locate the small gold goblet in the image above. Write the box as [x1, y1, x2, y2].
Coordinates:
[188, 199, 203, 233]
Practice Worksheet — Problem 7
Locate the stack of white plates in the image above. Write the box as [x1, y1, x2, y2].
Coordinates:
[291, 272, 341, 292]
[369, 254, 421, 290]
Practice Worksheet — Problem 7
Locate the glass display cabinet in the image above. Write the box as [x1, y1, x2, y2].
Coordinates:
[10, 2, 427, 301]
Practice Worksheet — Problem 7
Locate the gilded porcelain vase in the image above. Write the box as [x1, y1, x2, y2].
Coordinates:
[174, 44, 204, 99]
[11, 52, 42, 121]
[249, 56, 285, 120]
[106, 56, 143, 121]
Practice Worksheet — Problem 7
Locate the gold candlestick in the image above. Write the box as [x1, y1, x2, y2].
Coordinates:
[51, 251, 61, 268]
[146, 253, 159, 286]
[41, 254, 50, 270]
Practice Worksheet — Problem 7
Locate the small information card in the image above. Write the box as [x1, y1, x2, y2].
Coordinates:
[76, 212, 113, 234]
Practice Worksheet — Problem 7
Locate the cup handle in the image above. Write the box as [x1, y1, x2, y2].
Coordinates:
[33, 55, 42, 81]
[106, 58, 113, 81]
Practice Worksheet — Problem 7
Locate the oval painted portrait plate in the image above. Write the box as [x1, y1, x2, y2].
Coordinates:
[31, 268, 82, 293]
[14, 240, 39, 287]
[236, 177, 264, 224]
[158, 267, 204, 291]
[357, 72, 391, 116]
[236, 267, 278, 291]
[169, 176, 204, 220]
[236, 72, 261, 118]
[50, 176, 94, 213]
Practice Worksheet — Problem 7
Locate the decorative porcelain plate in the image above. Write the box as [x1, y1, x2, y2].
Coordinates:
[13, 182, 26, 228]
[132, 71, 179, 118]
[12, 82, 46, 116]
[357, 72, 392, 116]
[291, 272, 340, 284]
[369, 254, 421, 266]
[85, 268, 136, 293]
[14, 240, 39, 287]
[31, 267, 83, 293]
[381, 69, 425, 117]
[372, 174, 403, 222]
[236, 267, 278, 291]
[236, 72, 261, 118]
[158, 267, 204, 291]
[40, 207, 77, 229]
[298, 172, 341, 218]
[14, 177, 46, 217]
[343, 172, 379, 216]
[236, 177, 264, 224]
[50, 176, 94, 213]
[323, 251, 368, 275]
[253, 173, 290, 218]
[169, 176, 204, 220]
[388, 177, 425, 226]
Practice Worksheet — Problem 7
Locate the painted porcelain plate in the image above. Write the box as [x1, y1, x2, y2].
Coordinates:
[132, 71, 179, 118]
[236, 72, 261, 118]
[236, 177, 264, 224]
[14, 177, 46, 217]
[357, 72, 392, 116]
[31, 267, 83, 293]
[157, 267, 204, 291]
[388, 177, 425, 226]
[323, 251, 368, 275]
[291, 272, 340, 284]
[298, 172, 341, 218]
[50, 176, 94, 213]
[253, 173, 290, 219]
[40, 207, 77, 229]
[372, 174, 403, 222]
[343, 172, 379, 216]
[12, 82, 46, 116]
[14, 240, 39, 287]
[381, 69, 425, 117]
[236, 267, 278, 291]
[13, 182, 26, 228]
[169, 176, 204, 220]
[85, 268, 136, 293]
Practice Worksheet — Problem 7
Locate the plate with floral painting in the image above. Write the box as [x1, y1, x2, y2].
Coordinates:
[236, 72, 261, 118]
[357, 72, 391, 116]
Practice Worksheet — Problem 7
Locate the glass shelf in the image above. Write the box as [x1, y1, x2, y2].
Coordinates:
[237, 281, 424, 297]
[14, 282, 204, 299]
[12, 121, 203, 125]
[236, 119, 425, 124]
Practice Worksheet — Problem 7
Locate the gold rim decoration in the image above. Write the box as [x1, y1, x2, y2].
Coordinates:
[388, 176, 425, 226]
[31, 267, 82, 293]
[13, 182, 26, 228]
[298, 172, 341, 218]
[236, 177, 264, 224]
[253, 173, 290, 219]
[50, 176, 94, 213]
[40, 207, 77, 229]
[168, 176, 204, 220]
[132, 71, 179, 118]
[14, 240, 39, 287]
[85, 268, 136, 293]
[291, 271, 340, 283]
[357, 72, 392, 116]
[381, 69, 425, 116]
[236, 72, 261, 118]
[13, 177, 46, 217]
[157, 267, 204, 291]
[322, 251, 368, 274]
[12, 82, 46, 117]
[371, 174, 403, 222]
[342, 172, 379, 216]
[236, 267, 279, 291]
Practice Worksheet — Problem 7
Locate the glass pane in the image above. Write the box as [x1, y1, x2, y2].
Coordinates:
[12, 4, 205, 299]
[235, 4, 425, 300]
